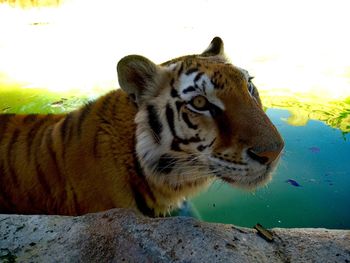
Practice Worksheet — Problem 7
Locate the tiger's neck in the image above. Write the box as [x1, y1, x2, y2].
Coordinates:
[130, 154, 214, 216]
[94, 91, 190, 216]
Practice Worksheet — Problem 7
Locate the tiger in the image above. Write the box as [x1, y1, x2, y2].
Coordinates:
[0, 37, 284, 216]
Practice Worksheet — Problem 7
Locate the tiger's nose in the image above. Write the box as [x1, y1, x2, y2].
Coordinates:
[247, 142, 284, 165]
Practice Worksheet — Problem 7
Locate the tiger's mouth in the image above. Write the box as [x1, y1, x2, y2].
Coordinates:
[208, 156, 276, 189]
[216, 167, 273, 189]
[216, 169, 272, 188]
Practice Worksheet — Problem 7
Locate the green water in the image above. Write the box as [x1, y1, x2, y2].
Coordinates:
[1, 87, 349, 229]
[0, 86, 88, 114]
[190, 109, 350, 229]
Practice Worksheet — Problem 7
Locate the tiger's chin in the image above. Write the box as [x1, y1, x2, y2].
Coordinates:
[211, 163, 277, 190]
[219, 171, 273, 190]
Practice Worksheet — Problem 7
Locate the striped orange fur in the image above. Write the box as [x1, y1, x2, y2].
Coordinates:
[0, 91, 143, 215]
[0, 37, 284, 216]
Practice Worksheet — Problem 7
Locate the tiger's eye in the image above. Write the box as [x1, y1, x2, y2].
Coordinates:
[191, 96, 209, 110]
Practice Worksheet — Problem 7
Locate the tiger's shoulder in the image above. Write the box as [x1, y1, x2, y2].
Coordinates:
[0, 89, 138, 215]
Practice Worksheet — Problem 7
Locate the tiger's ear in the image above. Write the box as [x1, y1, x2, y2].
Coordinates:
[117, 55, 159, 105]
[201, 37, 224, 56]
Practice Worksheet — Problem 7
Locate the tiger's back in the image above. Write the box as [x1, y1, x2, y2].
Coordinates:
[0, 90, 141, 215]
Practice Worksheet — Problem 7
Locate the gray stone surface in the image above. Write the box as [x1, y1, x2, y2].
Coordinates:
[0, 209, 349, 263]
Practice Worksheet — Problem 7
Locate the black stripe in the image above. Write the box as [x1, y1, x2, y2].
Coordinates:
[0, 160, 5, 176]
[197, 145, 206, 152]
[26, 117, 50, 163]
[147, 104, 163, 144]
[175, 101, 183, 112]
[133, 152, 156, 205]
[209, 104, 224, 117]
[97, 94, 113, 124]
[33, 126, 58, 196]
[134, 153, 146, 179]
[170, 78, 175, 88]
[183, 86, 196, 94]
[29, 117, 53, 194]
[141, 151, 150, 160]
[92, 131, 99, 157]
[170, 79, 179, 98]
[60, 113, 73, 145]
[0, 114, 15, 144]
[201, 80, 208, 95]
[33, 119, 49, 157]
[34, 158, 51, 196]
[60, 113, 75, 163]
[171, 138, 181, 151]
[210, 71, 225, 90]
[182, 135, 202, 144]
[45, 126, 55, 160]
[182, 112, 198, 130]
[211, 78, 225, 90]
[132, 153, 155, 217]
[77, 101, 93, 137]
[131, 185, 155, 217]
[155, 154, 175, 174]
[7, 129, 20, 187]
[7, 128, 20, 162]
[111, 92, 119, 118]
[177, 63, 184, 77]
[169, 78, 179, 98]
[194, 72, 204, 82]
[72, 187, 80, 215]
[171, 88, 179, 98]
[101, 93, 113, 112]
[0, 160, 17, 212]
[45, 127, 55, 159]
[197, 138, 216, 152]
[166, 103, 176, 136]
[208, 138, 216, 147]
[93, 95, 114, 157]
[186, 68, 198, 75]
[45, 126, 62, 181]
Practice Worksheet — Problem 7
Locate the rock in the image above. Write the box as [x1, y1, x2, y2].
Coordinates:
[0, 209, 349, 263]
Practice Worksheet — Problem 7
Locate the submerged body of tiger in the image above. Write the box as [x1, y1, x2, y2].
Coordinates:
[0, 37, 284, 216]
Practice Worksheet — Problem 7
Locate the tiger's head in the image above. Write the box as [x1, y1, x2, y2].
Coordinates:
[117, 37, 284, 196]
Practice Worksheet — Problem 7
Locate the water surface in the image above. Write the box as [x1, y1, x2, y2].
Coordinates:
[190, 108, 350, 229]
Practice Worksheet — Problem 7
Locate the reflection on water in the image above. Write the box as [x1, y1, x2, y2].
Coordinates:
[191, 109, 350, 229]
[0, 85, 89, 114]
[261, 92, 350, 134]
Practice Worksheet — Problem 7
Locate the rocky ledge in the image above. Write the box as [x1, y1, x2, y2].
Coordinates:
[0, 209, 349, 263]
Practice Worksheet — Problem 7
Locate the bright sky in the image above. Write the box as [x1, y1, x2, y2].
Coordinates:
[0, 0, 349, 99]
